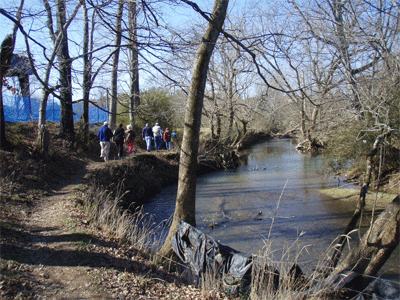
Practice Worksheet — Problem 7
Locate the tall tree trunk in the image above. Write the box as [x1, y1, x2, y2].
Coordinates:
[18, 74, 30, 98]
[0, 1, 22, 150]
[81, 0, 90, 144]
[37, 76, 54, 156]
[227, 80, 234, 139]
[37, 90, 51, 155]
[128, 1, 139, 127]
[209, 79, 217, 140]
[109, 0, 124, 128]
[0, 35, 14, 150]
[309, 106, 319, 133]
[216, 111, 221, 139]
[0, 90, 6, 150]
[242, 120, 247, 135]
[38, 0, 56, 137]
[159, 0, 229, 257]
[56, 0, 75, 142]
[231, 120, 241, 147]
[331, 0, 360, 109]
[300, 98, 307, 140]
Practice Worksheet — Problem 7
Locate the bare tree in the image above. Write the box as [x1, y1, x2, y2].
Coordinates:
[159, 0, 229, 257]
[81, 0, 91, 144]
[0, 35, 14, 150]
[36, 0, 82, 150]
[207, 33, 253, 140]
[0, 1, 24, 150]
[289, 0, 397, 112]
[109, 0, 124, 129]
[128, 0, 140, 127]
[79, 0, 117, 144]
[203, 78, 221, 139]
[55, 0, 79, 142]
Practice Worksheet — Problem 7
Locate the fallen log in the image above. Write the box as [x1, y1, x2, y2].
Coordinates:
[272, 127, 299, 139]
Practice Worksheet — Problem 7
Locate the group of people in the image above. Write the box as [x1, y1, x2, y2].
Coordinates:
[97, 121, 176, 161]
[141, 122, 176, 152]
[97, 122, 136, 161]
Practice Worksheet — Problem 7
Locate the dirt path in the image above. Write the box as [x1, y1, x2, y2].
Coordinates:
[1, 157, 228, 299]
[18, 162, 113, 299]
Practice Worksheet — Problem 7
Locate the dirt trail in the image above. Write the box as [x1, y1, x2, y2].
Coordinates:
[2, 153, 223, 299]
[19, 162, 112, 299]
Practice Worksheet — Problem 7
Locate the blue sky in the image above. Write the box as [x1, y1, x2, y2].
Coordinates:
[1, 0, 257, 51]
[1, 0, 261, 99]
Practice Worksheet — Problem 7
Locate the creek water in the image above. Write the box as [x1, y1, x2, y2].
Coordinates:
[144, 138, 399, 283]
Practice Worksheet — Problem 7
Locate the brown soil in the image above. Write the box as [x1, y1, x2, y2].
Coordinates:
[0, 122, 232, 299]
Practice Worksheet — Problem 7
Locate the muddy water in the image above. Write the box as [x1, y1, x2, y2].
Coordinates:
[144, 139, 399, 282]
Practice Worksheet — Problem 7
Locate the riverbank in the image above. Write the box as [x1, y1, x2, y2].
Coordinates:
[1, 159, 233, 299]
[86, 129, 272, 208]
[0, 122, 271, 299]
[1, 122, 241, 299]
[318, 187, 398, 211]
[2, 122, 399, 298]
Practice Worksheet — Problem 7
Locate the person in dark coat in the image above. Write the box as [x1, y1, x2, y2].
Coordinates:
[97, 121, 113, 161]
[113, 123, 125, 159]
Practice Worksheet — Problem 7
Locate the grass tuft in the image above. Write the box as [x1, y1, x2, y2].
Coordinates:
[79, 180, 159, 252]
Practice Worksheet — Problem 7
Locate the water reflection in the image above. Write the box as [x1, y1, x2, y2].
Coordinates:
[144, 139, 399, 282]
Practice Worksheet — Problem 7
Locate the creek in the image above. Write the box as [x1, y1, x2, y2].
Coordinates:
[144, 138, 399, 283]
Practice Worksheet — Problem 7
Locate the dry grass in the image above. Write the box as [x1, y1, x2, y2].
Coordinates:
[248, 239, 330, 300]
[76, 179, 370, 299]
[3, 122, 397, 299]
[79, 180, 160, 252]
[49, 175, 397, 300]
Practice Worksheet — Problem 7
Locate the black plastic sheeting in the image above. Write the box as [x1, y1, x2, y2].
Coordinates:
[171, 220, 400, 298]
[172, 220, 280, 293]
[353, 278, 400, 300]
[325, 270, 400, 300]
[171, 220, 253, 288]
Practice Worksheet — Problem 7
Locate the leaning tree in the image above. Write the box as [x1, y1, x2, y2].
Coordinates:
[159, 0, 230, 257]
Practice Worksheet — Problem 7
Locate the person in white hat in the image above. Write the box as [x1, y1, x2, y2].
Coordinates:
[152, 122, 163, 150]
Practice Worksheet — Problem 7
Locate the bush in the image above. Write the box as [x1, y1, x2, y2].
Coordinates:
[325, 119, 399, 186]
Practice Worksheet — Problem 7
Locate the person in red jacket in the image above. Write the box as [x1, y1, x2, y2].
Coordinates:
[163, 128, 172, 150]
[125, 124, 136, 156]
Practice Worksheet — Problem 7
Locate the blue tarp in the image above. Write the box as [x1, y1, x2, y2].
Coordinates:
[3, 94, 109, 124]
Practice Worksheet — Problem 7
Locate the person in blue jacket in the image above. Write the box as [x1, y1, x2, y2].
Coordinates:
[142, 123, 153, 152]
[97, 121, 113, 161]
